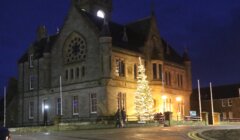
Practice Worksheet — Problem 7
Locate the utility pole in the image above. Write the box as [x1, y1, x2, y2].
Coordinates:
[197, 80, 202, 121]
[4, 86, 6, 127]
[60, 76, 63, 116]
[210, 82, 214, 125]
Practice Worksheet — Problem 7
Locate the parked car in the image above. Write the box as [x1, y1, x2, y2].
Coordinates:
[0, 127, 11, 140]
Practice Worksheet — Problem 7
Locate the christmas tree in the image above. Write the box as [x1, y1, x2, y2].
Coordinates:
[135, 57, 154, 121]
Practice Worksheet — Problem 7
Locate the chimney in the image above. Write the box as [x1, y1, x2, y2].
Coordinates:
[37, 25, 47, 40]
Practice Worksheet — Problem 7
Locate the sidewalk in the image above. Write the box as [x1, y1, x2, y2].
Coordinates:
[191, 125, 240, 140]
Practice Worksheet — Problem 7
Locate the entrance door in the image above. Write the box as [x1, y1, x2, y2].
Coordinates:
[117, 92, 126, 110]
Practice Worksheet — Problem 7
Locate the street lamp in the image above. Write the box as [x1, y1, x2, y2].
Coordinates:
[44, 105, 49, 110]
[44, 104, 49, 126]
[162, 95, 167, 112]
[176, 97, 182, 121]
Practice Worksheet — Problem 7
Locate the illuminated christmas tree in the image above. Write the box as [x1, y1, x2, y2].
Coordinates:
[135, 57, 154, 121]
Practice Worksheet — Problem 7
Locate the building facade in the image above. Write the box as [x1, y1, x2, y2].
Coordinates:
[191, 84, 240, 120]
[17, 0, 192, 125]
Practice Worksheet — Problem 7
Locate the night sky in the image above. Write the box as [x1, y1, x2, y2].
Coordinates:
[1, 0, 240, 97]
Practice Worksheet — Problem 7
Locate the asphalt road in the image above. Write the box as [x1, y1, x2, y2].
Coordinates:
[11, 126, 201, 140]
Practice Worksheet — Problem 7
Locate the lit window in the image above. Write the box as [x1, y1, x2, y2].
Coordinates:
[90, 93, 97, 113]
[97, 10, 105, 18]
[29, 54, 34, 68]
[29, 101, 34, 119]
[72, 96, 79, 115]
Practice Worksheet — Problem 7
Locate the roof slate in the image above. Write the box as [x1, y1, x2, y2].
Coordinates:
[18, 8, 187, 66]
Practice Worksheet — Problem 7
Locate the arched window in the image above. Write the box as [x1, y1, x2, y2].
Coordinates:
[63, 32, 87, 64]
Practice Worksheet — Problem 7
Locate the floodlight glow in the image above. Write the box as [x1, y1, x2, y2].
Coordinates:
[44, 105, 49, 109]
[176, 97, 182, 102]
[97, 10, 105, 18]
[162, 95, 167, 100]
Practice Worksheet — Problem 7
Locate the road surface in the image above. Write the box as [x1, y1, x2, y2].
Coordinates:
[12, 126, 202, 140]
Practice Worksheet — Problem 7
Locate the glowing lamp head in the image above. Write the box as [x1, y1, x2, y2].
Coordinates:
[97, 10, 105, 18]
[162, 95, 167, 100]
[44, 105, 49, 110]
[176, 97, 182, 102]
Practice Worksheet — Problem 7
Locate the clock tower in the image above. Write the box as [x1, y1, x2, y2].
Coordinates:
[74, 0, 112, 19]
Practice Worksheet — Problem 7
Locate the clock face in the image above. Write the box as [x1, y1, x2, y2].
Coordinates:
[64, 34, 87, 64]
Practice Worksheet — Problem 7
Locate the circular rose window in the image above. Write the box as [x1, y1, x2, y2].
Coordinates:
[64, 33, 87, 64]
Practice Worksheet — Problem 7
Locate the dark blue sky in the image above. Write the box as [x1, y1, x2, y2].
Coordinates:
[1, 0, 240, 96]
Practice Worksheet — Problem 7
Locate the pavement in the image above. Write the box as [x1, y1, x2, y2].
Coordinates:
[188, 125, 240, 140]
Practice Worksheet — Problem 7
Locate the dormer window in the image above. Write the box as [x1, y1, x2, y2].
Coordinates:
[29, 54, 34, 68]
[97, 10, 105, 18]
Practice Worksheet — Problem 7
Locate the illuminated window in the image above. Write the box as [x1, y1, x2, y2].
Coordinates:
[90, 93, 97, 113]
[72, 96, 79, 115]
[29, 101, 34, 119]
[97, 10, 105, 18]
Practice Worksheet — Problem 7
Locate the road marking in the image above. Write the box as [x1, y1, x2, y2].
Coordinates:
[188, 131, 205, 140]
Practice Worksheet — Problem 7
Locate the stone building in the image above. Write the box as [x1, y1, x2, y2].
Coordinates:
[191, 84, 240, 120]
[17, 0, 192, 126]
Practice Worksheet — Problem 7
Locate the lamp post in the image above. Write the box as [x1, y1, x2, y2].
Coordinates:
[44, 104, 49, 126]
[176, 97, 182, 121]
[3, 86, 6, 127]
